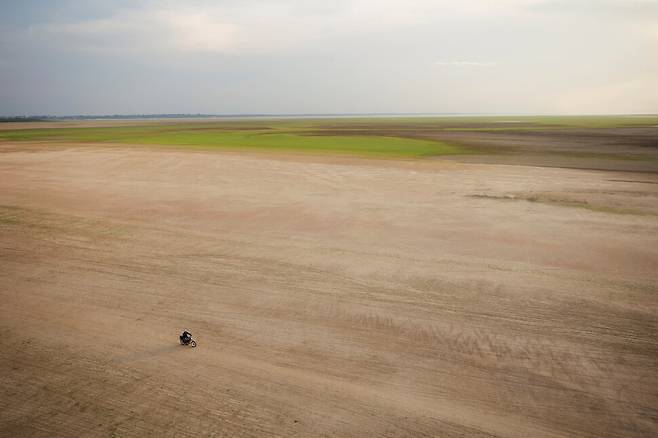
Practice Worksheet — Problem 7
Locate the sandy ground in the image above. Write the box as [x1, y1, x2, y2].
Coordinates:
[1, 145, 658, 437]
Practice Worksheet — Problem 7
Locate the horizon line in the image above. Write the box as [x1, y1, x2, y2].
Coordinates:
[2, 112, 658, 121]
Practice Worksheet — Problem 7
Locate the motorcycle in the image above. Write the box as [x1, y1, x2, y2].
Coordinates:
[179, 333, 197, 348]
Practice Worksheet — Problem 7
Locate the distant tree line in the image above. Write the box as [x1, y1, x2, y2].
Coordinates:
[0, 114, 227, 122]
[1, 112, 456, 122]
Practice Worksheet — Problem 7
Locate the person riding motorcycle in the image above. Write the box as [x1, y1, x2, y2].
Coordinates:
[180, 330, 192, 345]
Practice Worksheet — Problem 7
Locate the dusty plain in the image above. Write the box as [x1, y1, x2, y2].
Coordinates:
[1, 118, 658, 437]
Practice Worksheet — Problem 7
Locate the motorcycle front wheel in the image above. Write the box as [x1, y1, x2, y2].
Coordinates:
[190, 340, 197, 348]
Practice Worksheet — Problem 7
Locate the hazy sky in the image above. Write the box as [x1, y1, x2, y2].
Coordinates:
[1, 0, 657, 116]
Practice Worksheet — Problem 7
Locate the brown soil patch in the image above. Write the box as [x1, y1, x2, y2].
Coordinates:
[1, 147, 657, 437]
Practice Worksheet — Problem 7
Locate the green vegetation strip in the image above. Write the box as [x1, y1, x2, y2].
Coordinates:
[0, 125, 462, 158]
[2, 115, 657, 157]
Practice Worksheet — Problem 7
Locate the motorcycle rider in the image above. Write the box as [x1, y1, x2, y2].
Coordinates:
[180, 330, 192, 345]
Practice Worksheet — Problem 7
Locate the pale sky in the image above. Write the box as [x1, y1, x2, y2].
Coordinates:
[1, 0, 657, 116]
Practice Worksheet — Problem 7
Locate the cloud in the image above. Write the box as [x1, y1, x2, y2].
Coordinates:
[27, 0, 548, 55]
[156, 9, 240, 53]
[433, 61, 497, 67]
[15, 0, 658, 56]
[555, 74, 658, 114]
[29, 0, 658, 56]
[2, 0, 657, 115]
[533, 0, 658, 15]
[31, 4, 317, 54]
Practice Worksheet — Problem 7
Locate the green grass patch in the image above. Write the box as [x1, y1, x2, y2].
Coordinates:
[2, 114, 657, 157]
[0, 125, 463, 158]
[125, 132, 461, 157]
